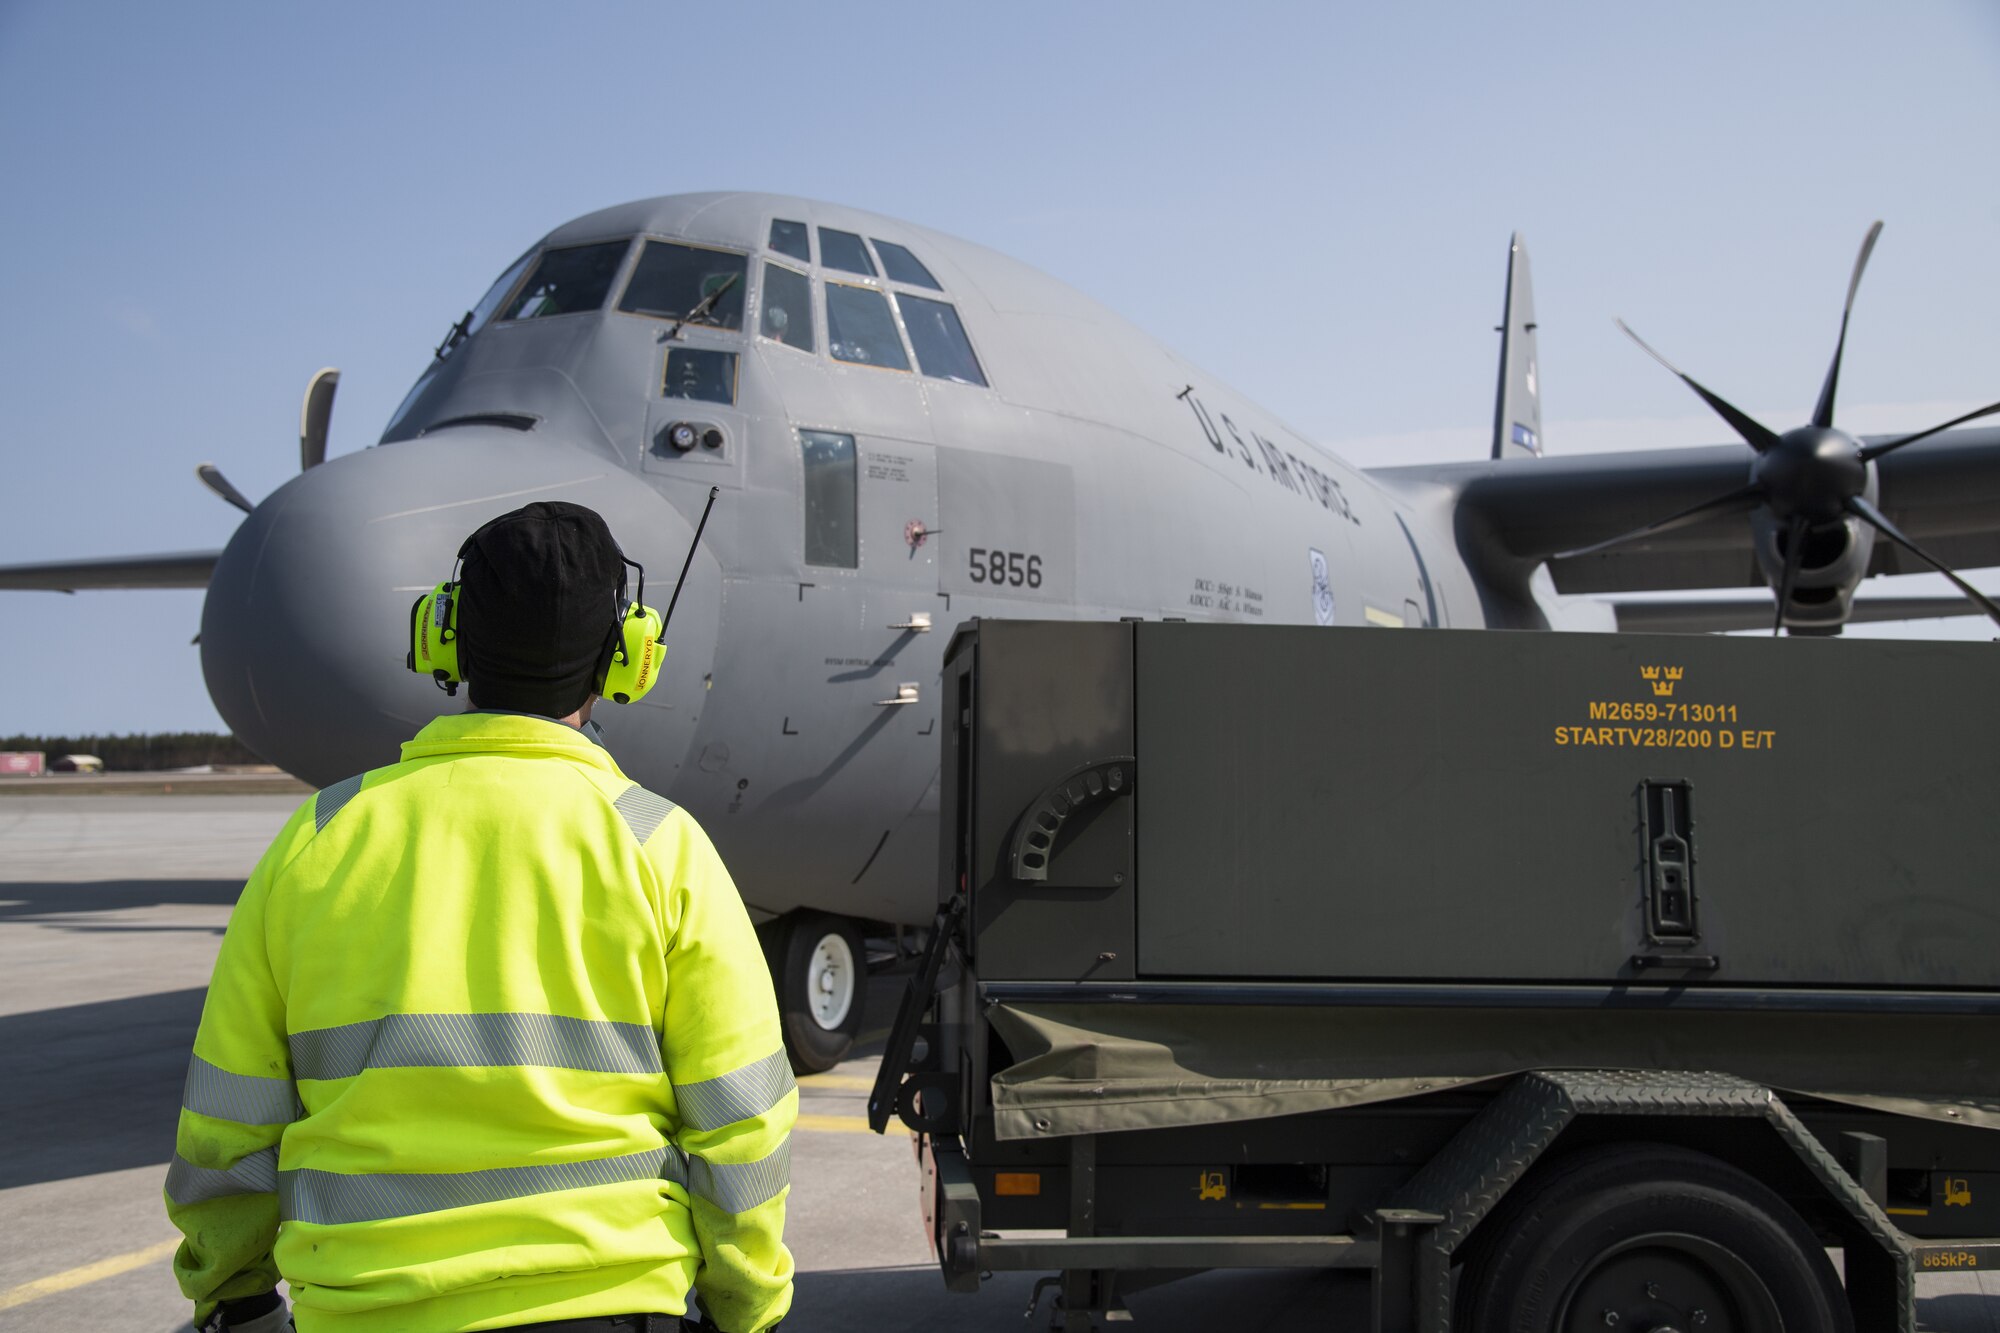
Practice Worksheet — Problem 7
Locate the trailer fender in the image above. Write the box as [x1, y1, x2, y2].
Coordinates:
[1376, 1069, 1913, 1332]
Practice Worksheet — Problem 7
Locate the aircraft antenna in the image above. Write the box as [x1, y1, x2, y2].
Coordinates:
[660, 486, 720, 634]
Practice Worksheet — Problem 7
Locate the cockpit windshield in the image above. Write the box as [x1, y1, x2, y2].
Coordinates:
[618, 241, 749, 329]
[467, 250, 535, 338]
[872, 240, 941, 290]
[818, 228, 876, 277]
[895, 294, 986, 385]
[769, 219, 811, 263]
[826, 283, 909, 370]
[761, 262, 813, 352]
[502, 241, 631, 321]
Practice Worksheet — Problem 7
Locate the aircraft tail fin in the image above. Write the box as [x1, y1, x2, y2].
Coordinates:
[1491, 232, 1544, 459]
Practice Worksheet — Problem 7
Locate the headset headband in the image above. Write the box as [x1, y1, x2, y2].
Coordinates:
[621, 555, 645, 611]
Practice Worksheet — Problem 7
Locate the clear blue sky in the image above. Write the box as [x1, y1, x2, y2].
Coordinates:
[2, 1, 1996, 735]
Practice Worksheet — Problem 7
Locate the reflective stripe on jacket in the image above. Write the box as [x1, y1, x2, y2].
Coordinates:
[166, 712, 794, 1333]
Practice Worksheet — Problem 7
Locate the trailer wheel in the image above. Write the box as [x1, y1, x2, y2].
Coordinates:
[1454, 1143, 1850, 1333]
[767, 911, 865, 1074]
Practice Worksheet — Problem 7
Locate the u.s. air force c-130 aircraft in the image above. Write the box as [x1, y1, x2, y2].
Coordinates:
[6, 194, 1999, 1070]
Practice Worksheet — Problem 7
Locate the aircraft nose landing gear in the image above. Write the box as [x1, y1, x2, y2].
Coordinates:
[763, 910, 866, 1073]
[808, 929, 857, 1029]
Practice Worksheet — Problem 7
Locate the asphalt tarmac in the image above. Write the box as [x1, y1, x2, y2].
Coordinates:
[1, 792, 1994, 1332]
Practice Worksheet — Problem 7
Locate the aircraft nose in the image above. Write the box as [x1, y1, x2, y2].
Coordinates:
[200, 432, 720, 787]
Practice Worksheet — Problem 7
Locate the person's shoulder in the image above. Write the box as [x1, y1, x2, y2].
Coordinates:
[300, 749, 428, 836]
[288, 749, 444, 850]
[606, 777, 725, 854]
[249, 768, 376, 888]
[603, 780, 732, 869]
[307, 769, 369, 835]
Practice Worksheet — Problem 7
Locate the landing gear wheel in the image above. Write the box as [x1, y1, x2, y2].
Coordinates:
[1454, 1143, 1851, 1333]
[769, 911, 865, 1074]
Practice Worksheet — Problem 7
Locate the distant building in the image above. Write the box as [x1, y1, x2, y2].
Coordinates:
[50, 754, 104, 774]
[0, 751, 45, 776]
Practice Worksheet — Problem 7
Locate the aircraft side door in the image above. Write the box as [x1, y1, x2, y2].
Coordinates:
[855, 434, 940, 607]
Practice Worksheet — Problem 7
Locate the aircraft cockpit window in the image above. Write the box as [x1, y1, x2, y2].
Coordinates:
[871, 240, 942, 290]
[502, 240, 630, 321]
[825, 283, 910, 371]
[895, 294, 987, 386]
[769, 219, 811, 263]
[468, 249, 536, 337]
[800, 430, 859, 568]
[663, 348, 739, 405]
[618, 241, 749, 329]
[760, 262, 814, 352]
[818, 228, 876, 277]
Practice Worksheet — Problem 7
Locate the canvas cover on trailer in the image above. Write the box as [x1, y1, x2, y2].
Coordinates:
[982, 1000, 2000, 1140]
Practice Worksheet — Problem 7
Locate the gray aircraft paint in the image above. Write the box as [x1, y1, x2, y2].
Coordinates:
[189, 193, 1455, 928]
[5, 191, 1997, 932]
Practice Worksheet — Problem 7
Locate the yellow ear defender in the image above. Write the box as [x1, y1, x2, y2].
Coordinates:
[407, 580, 463, 695]
[594, 553, 662, 704]
[600, 594, 665, 705]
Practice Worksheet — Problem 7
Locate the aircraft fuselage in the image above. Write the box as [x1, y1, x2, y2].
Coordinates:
[199, 192, 1481, 929]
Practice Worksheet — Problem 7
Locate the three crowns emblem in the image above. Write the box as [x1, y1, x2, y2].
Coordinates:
[1640, 666, 1685, 697]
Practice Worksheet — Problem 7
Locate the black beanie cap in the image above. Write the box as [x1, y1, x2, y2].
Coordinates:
[454, 501, 626, 718]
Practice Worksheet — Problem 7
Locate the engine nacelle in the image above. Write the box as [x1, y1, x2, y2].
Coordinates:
[1746, 468, 1879, 634]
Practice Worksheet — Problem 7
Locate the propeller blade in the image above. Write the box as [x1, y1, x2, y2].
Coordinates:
[1812, 220, 1883, 429]
[1858, 399, 2000, 464]
[195, 463, 254, 514]
[300, 367, 340, 471]
[1616, 319, 1781, 453]
[1771, 514, 1808, 636]
[1553, 482, 1766, 562]
[1845, 495, 2000, 630]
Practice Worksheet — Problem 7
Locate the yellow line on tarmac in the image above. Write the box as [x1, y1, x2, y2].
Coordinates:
[797, 1112, 896, 1136]
[0, 1237, 179, 1312]
[798, 1074, 876, 1091]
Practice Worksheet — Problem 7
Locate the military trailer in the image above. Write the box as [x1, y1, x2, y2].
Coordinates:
[869, 620, 2000, 1332]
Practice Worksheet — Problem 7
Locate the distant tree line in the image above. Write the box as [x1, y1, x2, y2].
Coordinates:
[0, 732, 264, 771]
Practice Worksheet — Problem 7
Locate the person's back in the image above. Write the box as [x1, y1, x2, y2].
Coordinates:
[166, 502, 793, 1333]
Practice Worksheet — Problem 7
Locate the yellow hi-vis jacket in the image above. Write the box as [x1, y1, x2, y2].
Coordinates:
[165, 712, 795, 1333]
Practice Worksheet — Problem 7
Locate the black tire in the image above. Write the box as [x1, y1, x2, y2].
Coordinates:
[1454, 1142, 1851, 1333]
[768, 911, 865, 1074]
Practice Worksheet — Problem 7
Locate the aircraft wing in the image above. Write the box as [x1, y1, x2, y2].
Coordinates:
[1611, 593, 1987, 634]
[0, 550, 221, 592]
[1368, 424, 2000, 596]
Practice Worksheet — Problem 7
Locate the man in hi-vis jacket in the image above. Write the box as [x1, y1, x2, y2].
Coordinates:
[166, 501, 793, 1333]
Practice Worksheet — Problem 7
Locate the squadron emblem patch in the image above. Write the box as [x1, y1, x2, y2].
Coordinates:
[1309, 548, 1334, 626]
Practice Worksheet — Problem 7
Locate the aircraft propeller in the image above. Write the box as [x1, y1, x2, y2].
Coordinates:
[195, 368, 341, 515]
[1557, 223, 2000, 634]
[300, 367, 339, 471]
[194, 463, 255, 515]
